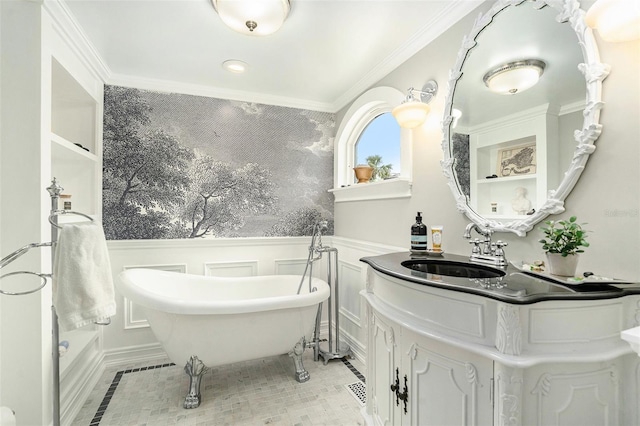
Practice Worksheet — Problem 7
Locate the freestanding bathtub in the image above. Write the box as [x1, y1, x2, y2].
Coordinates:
[117, 268, 330, 408]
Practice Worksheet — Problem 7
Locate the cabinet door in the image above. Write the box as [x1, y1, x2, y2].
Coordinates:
[368, 311, 400, 426]
[525, 363, 620, 426]
[402, 329, 493, 426]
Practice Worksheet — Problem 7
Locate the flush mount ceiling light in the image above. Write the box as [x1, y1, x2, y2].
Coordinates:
[222, 59, 248, 73]
[392, 80, 438, 129]
[586, 0, 640, 42]
[483, 59, 546, 95]
[211, 0, 291, 36]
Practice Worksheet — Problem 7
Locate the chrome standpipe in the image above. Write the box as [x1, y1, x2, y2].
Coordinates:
[317, 245, 353, 365]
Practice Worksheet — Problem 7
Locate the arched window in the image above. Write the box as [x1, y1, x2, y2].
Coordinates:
[355, 112, 401, 181]
[332, 87, 412, 202]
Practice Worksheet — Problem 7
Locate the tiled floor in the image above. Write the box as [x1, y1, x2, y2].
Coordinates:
[71, 348, 366, 426]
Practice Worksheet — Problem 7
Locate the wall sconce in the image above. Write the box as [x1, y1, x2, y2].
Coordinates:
[483, 59, 546, 95]
[451, 109, 462, 129]
[211, 0, 291, 36]
[586, 0, 640, 42]
[392, 80, 438, 129]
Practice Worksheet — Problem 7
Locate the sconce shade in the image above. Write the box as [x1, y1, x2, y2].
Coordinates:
[483, 60, 546, 95]
[392, 101, 431, 129]
[212, 0, 291, 36]
[586, 0, 640, 42]
[392, 81, 438, 129]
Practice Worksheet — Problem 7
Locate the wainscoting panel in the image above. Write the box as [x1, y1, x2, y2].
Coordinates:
[274, 258, 308, 275]
[121, 264, 187, 330]
[204, 260, 258, 277]
[338, 260, 364, 328]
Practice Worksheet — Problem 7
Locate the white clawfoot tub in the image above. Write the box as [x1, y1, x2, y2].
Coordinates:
[116, 268, 329, 408]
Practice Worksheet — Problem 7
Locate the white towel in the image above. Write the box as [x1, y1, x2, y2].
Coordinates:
[53, 221, 116, 332]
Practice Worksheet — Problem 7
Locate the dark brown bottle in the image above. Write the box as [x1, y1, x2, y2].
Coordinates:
[411, 212, 427, 250]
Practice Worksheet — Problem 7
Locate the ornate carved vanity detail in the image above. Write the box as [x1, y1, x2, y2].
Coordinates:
[360, 252, 640, 426]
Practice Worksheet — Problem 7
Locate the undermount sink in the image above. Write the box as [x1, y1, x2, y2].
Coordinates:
[401, 259, 506, 279]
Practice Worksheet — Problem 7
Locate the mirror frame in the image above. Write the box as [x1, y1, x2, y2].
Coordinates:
[441, 0, 610, 236]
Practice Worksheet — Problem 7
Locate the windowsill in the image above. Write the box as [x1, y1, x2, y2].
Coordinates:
[329, 178, 412, 202]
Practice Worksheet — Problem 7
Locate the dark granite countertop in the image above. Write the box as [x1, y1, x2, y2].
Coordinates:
[360, 252, 640, 305]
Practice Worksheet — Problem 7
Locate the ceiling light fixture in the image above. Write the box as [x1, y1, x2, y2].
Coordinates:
[222, 59, 248, 73]
[211, 0, 291, 36]
[483, 59, 546, 95]
[392, 80, 438, 129]
[586, 0, 640, 42]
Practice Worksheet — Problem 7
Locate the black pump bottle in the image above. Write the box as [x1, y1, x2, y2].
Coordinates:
[411, 212, 428, 251]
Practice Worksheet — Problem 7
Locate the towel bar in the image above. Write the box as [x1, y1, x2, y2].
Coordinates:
[48, 210, 94, 229]
[0, 271, 49, 296]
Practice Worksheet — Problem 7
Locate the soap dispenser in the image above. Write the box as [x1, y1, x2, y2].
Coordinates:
[411, 212, 428, 251]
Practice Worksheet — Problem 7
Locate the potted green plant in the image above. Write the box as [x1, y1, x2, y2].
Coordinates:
[538, 216, 589, 276]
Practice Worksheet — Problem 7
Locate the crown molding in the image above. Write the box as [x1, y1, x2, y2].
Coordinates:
[106, 73, 336, 113]
[45, 0, 482, 114]
[330, 0, 485, 113]
[43, 0, 111, 82]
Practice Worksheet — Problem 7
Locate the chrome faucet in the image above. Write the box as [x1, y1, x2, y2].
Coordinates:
[463, 222, 508, 266]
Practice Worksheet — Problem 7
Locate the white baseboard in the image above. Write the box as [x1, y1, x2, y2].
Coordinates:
[102, 342, 167, 368]
[61, 346, 104, 425]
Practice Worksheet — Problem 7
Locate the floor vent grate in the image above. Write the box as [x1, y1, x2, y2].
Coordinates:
[345, 381, 366, 406]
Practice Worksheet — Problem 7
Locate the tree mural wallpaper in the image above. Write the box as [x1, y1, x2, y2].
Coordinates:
[103, 85, 335, 240]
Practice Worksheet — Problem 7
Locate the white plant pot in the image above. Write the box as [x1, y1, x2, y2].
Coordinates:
[546, 252, 579, 277]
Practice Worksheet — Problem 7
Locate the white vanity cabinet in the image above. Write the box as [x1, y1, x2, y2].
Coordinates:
[368, 306, 493, 425]
[361, 258, 640, 426]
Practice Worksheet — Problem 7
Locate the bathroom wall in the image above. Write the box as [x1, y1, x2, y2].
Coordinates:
[334, 0, 640, 282]
[103, 85, 335, 240]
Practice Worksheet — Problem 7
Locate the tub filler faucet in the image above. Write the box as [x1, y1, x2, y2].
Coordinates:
[463, 222, 508, 267]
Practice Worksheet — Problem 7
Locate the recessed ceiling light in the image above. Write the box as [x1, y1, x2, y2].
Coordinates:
[222, 60, 248, 74]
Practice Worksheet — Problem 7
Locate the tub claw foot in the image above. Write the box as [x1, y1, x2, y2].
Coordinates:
[183, 356, 208, 409]
[289, 337, 310, 383]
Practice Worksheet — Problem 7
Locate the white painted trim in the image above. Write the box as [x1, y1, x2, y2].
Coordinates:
[334, 86, 407, 188]
[107, 73, 336, 113]
[107, 236, 309, 250]
[338, 327, 366, 366]
[60, 350, 104, 426]
[43, 0, 111, 82]
[48, 0, 483, 113]
[330, 236, 406, 255]
[102, 343, 167, 368]
[274, 258, 308, 275]
[330, 178, 412, 203]
[121, 264, 187, 329]
[331, 0, 485, 112]
[204, 260, 259, 277]
[338, 261, 365, 328]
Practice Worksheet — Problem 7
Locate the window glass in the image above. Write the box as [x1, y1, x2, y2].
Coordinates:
[355, 112, 401, 181]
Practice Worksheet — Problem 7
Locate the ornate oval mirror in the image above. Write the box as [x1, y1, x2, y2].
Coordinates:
[441, 0, 609, 236]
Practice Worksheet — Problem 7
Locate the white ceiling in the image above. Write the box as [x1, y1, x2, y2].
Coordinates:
[453, 1, 586, 128]
[60, 0, 484, 112]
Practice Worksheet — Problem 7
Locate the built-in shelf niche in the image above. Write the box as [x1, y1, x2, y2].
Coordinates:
[51, 58, 97, 154]
[50, 57, 100, 217]
[468, 104, 559, 220]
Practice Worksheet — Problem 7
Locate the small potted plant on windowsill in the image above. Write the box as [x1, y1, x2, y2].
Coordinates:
[538, 216, 589, 277]
[353, 164, 374, 183]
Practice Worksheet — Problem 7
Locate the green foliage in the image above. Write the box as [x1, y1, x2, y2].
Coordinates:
[538, 216, 589, 257]
[366, 155, 393, 181]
